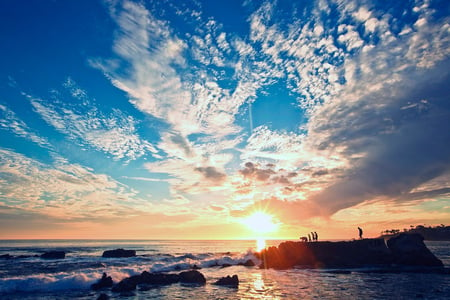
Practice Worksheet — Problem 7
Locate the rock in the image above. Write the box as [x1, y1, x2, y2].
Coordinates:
[111, 275, 140, 293]
[220, 263, 232, 268]
[102, 249, 136, 258]
[214, 275, 239, 287]
[41, 251, 65, 259]
[140, 271, 180, 285]
[238, 259, 255, 267]
[91, 273, 113, 290]
[178, 270, 206, 284]
[257, 237, 443, 269]
[387, 233, 443, 267]
[97, 293, 109, 300]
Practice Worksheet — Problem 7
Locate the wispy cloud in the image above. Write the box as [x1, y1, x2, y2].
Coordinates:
[26, 79, 158, 162]
[0, 104, 50, 147]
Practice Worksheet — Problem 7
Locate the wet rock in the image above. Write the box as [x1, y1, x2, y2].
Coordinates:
[97, 293, 109, 300]
[178, 270, 206, 284]
[214, 275, 239, 287]
[111, 275, 141, 293]
[140, 271, 180, 285]
[387, 233, 443, 267]
[238, 259, 255, 267]
[102, 249, 136, 258]
[41, 251, 65, 259]
[91, 273, 113, 290]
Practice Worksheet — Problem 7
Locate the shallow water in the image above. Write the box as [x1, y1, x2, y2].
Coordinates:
[0, 240, 449, 299]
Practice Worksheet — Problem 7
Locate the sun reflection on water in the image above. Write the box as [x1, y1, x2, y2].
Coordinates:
[256, 238, 266, 252]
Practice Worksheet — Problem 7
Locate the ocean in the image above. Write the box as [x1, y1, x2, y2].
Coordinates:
[0, 239, 449, 299]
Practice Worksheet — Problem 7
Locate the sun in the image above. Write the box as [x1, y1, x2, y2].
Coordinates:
[242, 211, 279, 235]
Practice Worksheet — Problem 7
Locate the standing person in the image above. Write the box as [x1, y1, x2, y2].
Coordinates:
[308, 233, 312, 242]
[358, 227, 363, 239]
[314, 231, 318, 241]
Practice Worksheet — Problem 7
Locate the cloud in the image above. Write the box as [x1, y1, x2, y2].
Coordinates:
[194, 166, 226, 182]
[307, 58, 450, 216]
[0, 104, 50, 147]
[26, 79, 157, 161]
[0, 148, 148, 219]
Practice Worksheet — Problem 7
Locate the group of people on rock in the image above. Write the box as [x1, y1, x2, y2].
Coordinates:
[300, 227, 363, 242]
[300, 231, 318, 242]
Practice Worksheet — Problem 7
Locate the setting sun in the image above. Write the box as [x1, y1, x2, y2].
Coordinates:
[242, 211, 279, 234]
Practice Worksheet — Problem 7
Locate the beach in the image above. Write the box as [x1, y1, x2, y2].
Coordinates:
[1, 239, 449, 299]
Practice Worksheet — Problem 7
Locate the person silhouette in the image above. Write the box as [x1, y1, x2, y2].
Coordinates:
[308, 233, 312, 242]
[314, 231, 318, 241]
[358, 227, 363, 239]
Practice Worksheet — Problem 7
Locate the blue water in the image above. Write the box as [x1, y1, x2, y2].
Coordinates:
[0, 240, 449, 299]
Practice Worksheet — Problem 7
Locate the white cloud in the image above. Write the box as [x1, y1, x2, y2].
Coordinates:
[0, 104, 50, 147]
[0, 148, 145, 219]
[26, 81, 157, 162]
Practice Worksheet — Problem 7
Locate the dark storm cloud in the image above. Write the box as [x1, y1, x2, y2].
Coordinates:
[309, 60, 450, 215]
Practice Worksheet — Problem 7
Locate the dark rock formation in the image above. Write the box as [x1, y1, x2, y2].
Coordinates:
[102, 249, 136, 258]
[387, 233, 443, 267]
[41, 251, 65, 259]
[140, 271, 180, 285]
[214, 275, 239, 287]
[92, 273, 114, 290]
[238, 259, 256, 266]
[97, 293, 109, 300]
[112, 275, 141, 293]
[257, 234, 443, 269]
[111, 270, 206, 293]
[179, 270, 206, 284]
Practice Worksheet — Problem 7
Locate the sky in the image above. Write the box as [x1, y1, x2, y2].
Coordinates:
[0, 0, 449, 240]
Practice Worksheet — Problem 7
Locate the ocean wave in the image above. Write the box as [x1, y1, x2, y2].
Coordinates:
[0, 251, 259, 294]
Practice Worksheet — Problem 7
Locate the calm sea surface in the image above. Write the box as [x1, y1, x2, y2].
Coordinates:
[0, 239, 449, 299]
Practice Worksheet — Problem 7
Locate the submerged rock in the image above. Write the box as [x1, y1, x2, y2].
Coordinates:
[41, 251, 65, 259]
[92, 273, 114, 290]
[257, 234, 443, 269]
[214, 275, 239, 287]
[102, 249, 136, 258]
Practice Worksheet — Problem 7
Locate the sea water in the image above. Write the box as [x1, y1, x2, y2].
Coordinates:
[0, 239, 449, 299]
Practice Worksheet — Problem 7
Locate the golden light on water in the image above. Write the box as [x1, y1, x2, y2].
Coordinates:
[256, 237, 266, 252]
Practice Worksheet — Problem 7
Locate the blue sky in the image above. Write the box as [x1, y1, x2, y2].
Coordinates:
[0, 0, 449, 239]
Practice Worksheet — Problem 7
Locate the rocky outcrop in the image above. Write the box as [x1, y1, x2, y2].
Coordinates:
[387, 233, 443, 267]
[41, 251, 66, 259]
[110, 270, 206, 293]
[102, 249, 136, 258]
[257, 234, 443, 269]
[214, 275, 239, 287]
[91, 273, 113, 290]
[179, 270, 206, 284]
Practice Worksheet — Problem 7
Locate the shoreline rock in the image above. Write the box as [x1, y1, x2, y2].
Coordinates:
[40, 251, 65, 259]
[102, 249, 136, 258]
[256, 233, 443, 269]
[109, 270, 206, 293]
[214, 275, 239, 288]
